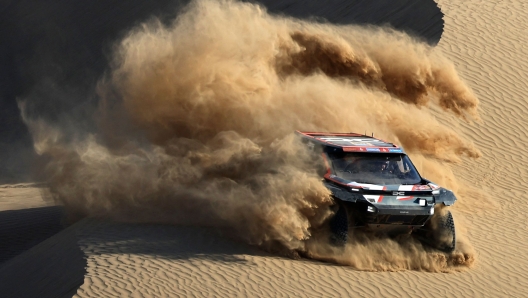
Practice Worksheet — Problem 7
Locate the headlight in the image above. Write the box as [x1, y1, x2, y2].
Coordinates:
[367, 206, 376, 213]
[430, 207, 435, 215]
[419, 199, 427, 206]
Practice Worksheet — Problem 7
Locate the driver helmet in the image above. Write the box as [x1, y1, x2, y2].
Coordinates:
[366, 160, 389, 172]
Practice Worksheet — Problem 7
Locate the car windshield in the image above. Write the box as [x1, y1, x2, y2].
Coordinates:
[327, 152, 421, 185]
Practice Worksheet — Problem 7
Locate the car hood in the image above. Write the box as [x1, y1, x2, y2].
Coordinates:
[348, 182, 433, 204]
[323, 177, 439, 205]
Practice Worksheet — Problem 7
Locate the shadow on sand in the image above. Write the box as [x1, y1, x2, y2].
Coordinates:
[77, 219, 273, 264]
[0, 206, 65, 264]
[0, 209, 86, 298]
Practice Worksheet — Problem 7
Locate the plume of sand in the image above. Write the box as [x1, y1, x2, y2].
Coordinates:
[23, 0, 481, 271]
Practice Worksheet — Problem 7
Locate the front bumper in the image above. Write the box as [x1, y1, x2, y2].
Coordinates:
[357, 203, 434, 226]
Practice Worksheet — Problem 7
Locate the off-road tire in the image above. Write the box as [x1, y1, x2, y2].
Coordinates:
[437, 210, 456, 253]
[329, 203, 348, 246]
[414, 210, 456, 253]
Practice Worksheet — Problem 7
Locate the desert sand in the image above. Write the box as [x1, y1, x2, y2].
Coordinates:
[1, 0, 528, 297]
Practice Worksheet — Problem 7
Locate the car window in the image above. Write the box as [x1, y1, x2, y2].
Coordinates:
[327, 152, 421, 185]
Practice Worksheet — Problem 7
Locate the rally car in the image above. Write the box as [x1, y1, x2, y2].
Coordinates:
[297, 131, 457, 252]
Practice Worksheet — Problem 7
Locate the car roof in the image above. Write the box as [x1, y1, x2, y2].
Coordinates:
[296, 131, 404, 153]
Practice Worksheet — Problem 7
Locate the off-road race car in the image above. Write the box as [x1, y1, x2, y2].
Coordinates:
[297, 131, 457, 252]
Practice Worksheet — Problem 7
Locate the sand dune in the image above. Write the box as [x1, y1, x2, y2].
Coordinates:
[0, 184, 50, 211]
[433, 0, 528, 295]
[2, 0, 528, 297]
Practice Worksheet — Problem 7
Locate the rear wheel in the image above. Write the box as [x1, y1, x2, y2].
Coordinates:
[329, 203, 348, 246]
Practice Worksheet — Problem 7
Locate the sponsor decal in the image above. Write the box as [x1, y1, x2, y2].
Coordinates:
[428, 183, 441, 190]
[413, 185, 431, 191]
[393, 191, 405, 195]
[318, 137, 393, 147]
[319, 137, 380, 144]
[343, 147, 367, 152]
[389, 148, 403, 152]
[366, 148, 381, 152]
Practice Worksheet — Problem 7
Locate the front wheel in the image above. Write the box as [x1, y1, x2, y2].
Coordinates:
[435, 210, 456, 253]
[416, 210, 456, 253]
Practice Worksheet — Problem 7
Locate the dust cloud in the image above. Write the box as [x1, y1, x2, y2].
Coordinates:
[22, 0, 480, 271]
[304, 206, 475, 272]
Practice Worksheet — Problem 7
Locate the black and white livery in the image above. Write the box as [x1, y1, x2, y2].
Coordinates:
[297, 131, 457, 252]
